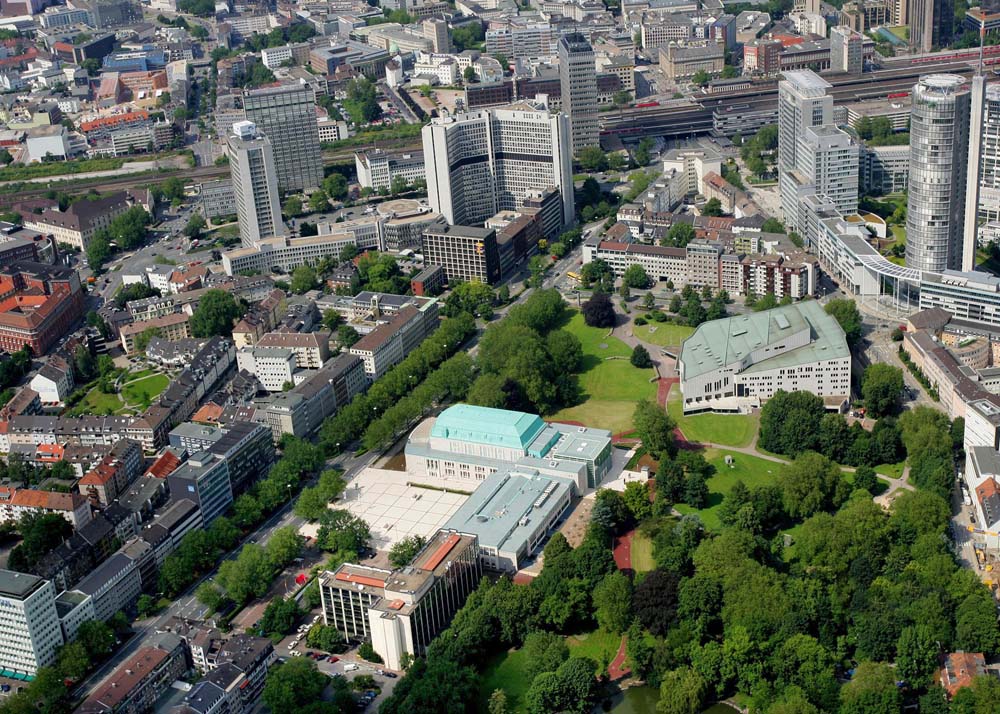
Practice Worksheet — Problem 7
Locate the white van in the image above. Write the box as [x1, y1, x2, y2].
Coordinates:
[344, 663, 359, 672]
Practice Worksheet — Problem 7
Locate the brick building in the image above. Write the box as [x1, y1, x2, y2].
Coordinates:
[0, 262, 85, 355]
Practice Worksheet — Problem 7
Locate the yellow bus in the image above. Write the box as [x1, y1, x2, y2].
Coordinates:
[566, 271, 581, 283]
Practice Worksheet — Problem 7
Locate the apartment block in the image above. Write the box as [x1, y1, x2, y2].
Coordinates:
[349, 300, 440, 381]
[0, 570, 63, 676]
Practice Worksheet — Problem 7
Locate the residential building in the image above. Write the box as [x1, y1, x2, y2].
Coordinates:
[420, 224, 501, 285]
[678, 300, 851, 414]
[22, 192, 130, 251]
[422, 100, 574, 229]
[558, 33, 599, 154]
[349, 302, 439, 381]
[0, 570, 63, 677]
[255, 331, 330, 368]
[77, 439, 144, 506]
[120, 313, 192, 355]
[321, 530, 482, 669]
[166, 452, 234, 526]
[206, 421, 275, 496]
[906, 74, 970, 273]
[404, 403, 613, 488]
[940, 651, 986, 697]
[228, 121, 287, 249]
[242, 83, 322, 192]
[78, 634, 187, 714]
[169, 423, 223, 453]
[237, 346, 297, 392]
[29, 362, 73, 406]
[0, 487, 93, 528]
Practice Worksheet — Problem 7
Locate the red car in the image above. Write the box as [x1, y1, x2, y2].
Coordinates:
[327, 656, 339, 663]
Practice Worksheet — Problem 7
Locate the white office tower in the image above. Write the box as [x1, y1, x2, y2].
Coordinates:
[422, 99, 574, 228]
[243, 82, 323, 192]
[228, 121, 287, 248]
[906, 74, 971, 273]
[558, 33, 599, 155]
[965, 76, 1000, 268]
[0, 570, 64, 676]
[777, 70, 857, 235]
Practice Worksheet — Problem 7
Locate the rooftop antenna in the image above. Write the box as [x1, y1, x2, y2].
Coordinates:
[979, 24, 986, 76]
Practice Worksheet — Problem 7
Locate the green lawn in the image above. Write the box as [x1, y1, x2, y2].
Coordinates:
[121, 374, 169, 405]
[874, 461, 905, 480]
[69, 388, 124, 416]
[632, 321, 694, 348]
[565, 629, 621, 670]
[550, 313, 657, 434]
[480, 649, 531, 712]
[674, 448, 784, 530]
[630, 530, 655, 572]
[666, 388, 758, 448]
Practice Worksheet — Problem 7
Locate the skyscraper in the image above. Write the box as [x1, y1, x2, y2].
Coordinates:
[777, 70, 857, 234]
[558, 33, 599, 155]
[228, 121, 287, 247]
[965, 74, 1000, 268]
[0, 570, 63, 677]
[422, 99, 574, 229]
[910, 0, 954, 53]
[906, 74, 970, 273]
[243, 82, 323, 193]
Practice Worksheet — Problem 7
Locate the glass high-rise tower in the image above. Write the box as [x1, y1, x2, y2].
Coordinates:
[243, 82, 323, 193]
[228, 121, 287, 247]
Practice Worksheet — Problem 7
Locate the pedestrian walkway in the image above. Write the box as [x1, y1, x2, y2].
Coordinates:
[607, 636, 631, 681]
[613, 529, 634, 572]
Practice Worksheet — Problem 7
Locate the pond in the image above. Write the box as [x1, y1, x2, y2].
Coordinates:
[604, 686, 739, 714]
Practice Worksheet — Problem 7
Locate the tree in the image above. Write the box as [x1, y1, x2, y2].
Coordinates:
[593, 571, 633, 633]
[634, 568, 679, 636]
[388, 535, 427, 568]
[136, 594, 158, 618]
[633, 400, 676, 460]
[577, 146, 608, 172]
[359, 642, 383, 663]
[691, 69, 710, 86]
[183, 213, 206, 239]
[758, 389, 826, 455]
[631, 344, 653, 368]
[523, 631, 569, 684]
[824, 299, 862, 345]
[196, 582, 224, 612]
[57, 642, 90, 681]
[464, 65, 477, 83]
[266, 526, 303, 568]
[290, 264, 318, 294]
[261, 597, 300, 636]
[262, 658, 329, 714]
[702, 197, 724, 216]
[323, 173, 348, 200]
[657, 667, 707, 714]
[839, 662, 901, 714]
[862, 363, 904, 417]
[283, 196, 303, 217]
[896, 624, 939, 685]
[488, 690, 509, 714]
[634, 137, 654, 166]
[582, 291, 615, 328]
[662, 222, 695, 247]
[216, 544, 273, 604]
[761, 218, 786, 233]
[190, 289, 244, 337]
[779, 451, 846, 518]
[308, 189, 329, 213]
[77, 620, 116, 659]
[623, 264, 651, 289]
[337, 325, 361, 347]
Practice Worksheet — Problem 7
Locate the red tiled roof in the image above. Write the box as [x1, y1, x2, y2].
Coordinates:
[146, 451, 182, 479]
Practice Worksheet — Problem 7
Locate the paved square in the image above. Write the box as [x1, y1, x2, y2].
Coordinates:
[336, 468, 471, 549]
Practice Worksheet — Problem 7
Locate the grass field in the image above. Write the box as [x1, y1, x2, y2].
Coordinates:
[70, 388, 124, 416]
[874, 462, 905, 480]
[674, 448, 784, 530]
[550, 313, 657, 434]
[479, 648, 531, 712]
[666, 388, 758, 448]
[121, 374, 169, 405]
[632, 321, 694, 348]
[630, 530, 655, 572]
[565, 629, 621, 670]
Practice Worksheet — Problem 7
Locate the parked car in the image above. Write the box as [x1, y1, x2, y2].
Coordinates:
[328, 656, 340, 663]
[344, 663, 359, 672]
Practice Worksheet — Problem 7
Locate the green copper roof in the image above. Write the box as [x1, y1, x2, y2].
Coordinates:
[431, 404, 547, 451]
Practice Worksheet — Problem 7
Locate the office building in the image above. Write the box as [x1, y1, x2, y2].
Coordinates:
[830, 26, 863, 74]
[320, 530, 482, 670]
[166, 452, 233, 526]
[558, 33, 599, 155]
[420, 224, 501, 285]
[228, 121, 287, 248]
[906, 74, 970, 273]
[782, 124, 860, 235]
[910, 0, 954, 52]
[242, 83, 323, 193]
[73, 552, 142, 622]
[349, 301, 440, 381]
[966, 78, 1000, 262]
[422, 100, 574, 229]
[0, 570, 63, 677]
[678, 301, 851, 414]
[404, 403, 613, 489]
[355, 149, 426, 192]
[423, 18, 450, 52]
